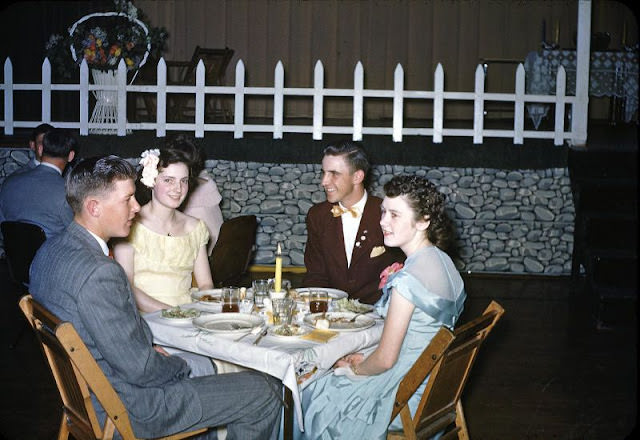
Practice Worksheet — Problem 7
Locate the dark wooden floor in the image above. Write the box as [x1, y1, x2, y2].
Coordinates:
[0, 258, 636, 440]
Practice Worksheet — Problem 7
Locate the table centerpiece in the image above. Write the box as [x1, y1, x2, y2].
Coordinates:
[45, 0, 168, 133]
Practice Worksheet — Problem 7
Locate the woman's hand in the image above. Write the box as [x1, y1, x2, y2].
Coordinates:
[334, 352, 364, 369]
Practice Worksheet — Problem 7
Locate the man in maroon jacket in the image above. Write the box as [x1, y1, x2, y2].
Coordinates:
[303, 140, 405, 304]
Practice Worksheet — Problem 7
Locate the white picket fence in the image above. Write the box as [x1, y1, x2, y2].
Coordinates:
[0, 55, 584, 146]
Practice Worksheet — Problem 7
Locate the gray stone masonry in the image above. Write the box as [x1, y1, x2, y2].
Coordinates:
[1, 148, 574, 275]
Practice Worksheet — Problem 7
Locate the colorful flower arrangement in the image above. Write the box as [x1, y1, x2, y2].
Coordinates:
[139, 149, 160, 188]
[378, 262, 404, 289]
[45, 1, 168, 79]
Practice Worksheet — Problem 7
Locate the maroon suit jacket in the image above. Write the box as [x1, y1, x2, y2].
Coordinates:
[303, 196, 405, 304]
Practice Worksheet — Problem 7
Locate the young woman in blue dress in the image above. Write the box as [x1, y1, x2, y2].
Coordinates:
[300, 175, 466, 439]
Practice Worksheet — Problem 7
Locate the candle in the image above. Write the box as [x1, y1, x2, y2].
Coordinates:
[274, 243, 282, 293]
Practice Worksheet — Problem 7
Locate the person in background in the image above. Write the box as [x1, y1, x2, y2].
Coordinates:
[9, 123, 54, 176]
[303, 140, 404, 304]
[169, 135, 224, 255]
[0, 128, 76, 239]
[113, 148, 214, 313]
[299, 174, 466, 439]
[30, 155, 282, 440]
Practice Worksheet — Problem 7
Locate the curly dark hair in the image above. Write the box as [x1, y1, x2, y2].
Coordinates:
[383, 175, 456, 254]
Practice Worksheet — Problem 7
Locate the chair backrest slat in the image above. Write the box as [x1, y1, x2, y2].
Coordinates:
[389, 300, 505, 439]
[19, 295, 209, 440]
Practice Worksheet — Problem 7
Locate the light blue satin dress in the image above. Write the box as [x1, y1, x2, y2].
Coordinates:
[299, 245, 466, 440]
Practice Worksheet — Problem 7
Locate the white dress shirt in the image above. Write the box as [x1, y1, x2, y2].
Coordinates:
[340, 192, 367, 267]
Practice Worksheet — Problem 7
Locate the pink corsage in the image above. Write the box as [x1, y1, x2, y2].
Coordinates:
[379, 262, 404, 289]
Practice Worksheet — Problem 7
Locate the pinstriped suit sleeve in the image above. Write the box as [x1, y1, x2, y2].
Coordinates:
[76, 260, 191, 386]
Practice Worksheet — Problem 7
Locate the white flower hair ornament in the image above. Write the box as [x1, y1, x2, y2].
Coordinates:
[139, 149, 160, 188]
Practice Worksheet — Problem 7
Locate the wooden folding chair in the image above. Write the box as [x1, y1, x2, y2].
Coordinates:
[167, 46, 234, 122]
[388, 300, 505, 440]
[209, 215, 257, 287]
[19, 295, 208, 440]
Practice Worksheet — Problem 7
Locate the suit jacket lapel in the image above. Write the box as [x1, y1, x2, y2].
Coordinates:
[328, 208, 349, 271]
[349, 200, 377, 268]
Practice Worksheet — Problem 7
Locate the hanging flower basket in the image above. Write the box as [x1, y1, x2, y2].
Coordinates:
[68, 11, 150, 72]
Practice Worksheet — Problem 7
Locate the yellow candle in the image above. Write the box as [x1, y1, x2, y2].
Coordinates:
[274, 243, 282, 293]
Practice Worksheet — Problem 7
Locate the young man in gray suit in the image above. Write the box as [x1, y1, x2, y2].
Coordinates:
[303, 141, 405, 304]
[30, 155, 282, 439]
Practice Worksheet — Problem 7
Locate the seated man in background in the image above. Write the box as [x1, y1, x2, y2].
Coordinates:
[30, 155, 282, 439]
[0, 127, 75, 239]
[9, 123, 54, 176]
[303, 140, 405, 304]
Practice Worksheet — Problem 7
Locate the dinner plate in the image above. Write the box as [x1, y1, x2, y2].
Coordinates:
[193, 313, 264, 334]
[159, 307, 201, 324]
[293, 288, 348, 300]
[269, 324, 311, 339]
[303, 312, 375, 332]
[332, 298, 375, 314]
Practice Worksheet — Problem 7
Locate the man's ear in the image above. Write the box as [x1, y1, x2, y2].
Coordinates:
[67, 150, 75, 163]
[36, 144, 44, 158]
[86, 198, 101, 218]
[352, 169, 365, 185]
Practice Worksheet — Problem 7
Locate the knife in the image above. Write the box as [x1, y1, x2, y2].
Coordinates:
[252, 327, 268, 346]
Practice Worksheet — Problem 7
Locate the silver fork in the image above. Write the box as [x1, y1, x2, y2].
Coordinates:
[234, 325, 263, 342]
[252, 327, 269, 345]
[349, 311, 369, 322]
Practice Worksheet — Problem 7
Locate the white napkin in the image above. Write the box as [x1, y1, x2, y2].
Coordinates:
[333, 366, 368, 381]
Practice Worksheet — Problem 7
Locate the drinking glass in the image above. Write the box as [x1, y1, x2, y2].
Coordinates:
[272, 297, 295, 326]
[222, 287, 240, 313]
[252, 279, 270, 306]
[309, 290, 329, 314]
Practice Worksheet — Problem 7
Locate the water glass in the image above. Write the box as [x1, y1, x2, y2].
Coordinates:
[222, 287, 240, 313]
[252, 279, 270, 306]
[239, 298, 254, 314]
[309, 290, 329, 314]
[272, 297, 295, 326]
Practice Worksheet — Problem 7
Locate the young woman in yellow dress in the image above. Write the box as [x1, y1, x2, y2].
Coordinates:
[113, 148, 214, 313]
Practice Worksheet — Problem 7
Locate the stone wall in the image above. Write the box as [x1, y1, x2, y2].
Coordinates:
[0, 148, 574, 275]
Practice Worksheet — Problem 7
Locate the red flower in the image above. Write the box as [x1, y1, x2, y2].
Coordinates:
[379, 262, 404, 289]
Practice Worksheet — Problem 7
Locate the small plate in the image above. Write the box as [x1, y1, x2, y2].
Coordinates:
[191, 289, 223, 310]
[269, 324, 311, 339]
[303, 312, 375, 332]
[193, 313, 264, 334]
[294, 288, 348, 300]
[159, 307, 201, 324]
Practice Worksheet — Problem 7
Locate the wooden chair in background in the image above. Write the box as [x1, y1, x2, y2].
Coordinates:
[209, 215, 257, 287]
[167, 46, 235, 122]
[388, 300, 505, 440]
[1, 220, 46, 348]
[19, 295, 209, 440]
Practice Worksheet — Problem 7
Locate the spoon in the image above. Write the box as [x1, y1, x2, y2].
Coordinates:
[349, 311, 369, 322]
[252, 327, 269, 346]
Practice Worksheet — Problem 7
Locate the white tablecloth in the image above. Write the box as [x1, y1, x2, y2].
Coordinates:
[524, 48, 639, 128]
[144, 304, 383, 431]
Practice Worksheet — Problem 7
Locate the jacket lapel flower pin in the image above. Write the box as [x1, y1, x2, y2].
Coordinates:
[370, 246, 386, 258]
[379, 262, 404, 289]
[139, 149, 160, 188]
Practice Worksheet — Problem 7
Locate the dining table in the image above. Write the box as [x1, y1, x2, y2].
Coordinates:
[143, 294, 384, 437]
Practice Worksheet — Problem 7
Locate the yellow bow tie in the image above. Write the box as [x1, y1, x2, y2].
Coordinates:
[331, 205, 360, 218]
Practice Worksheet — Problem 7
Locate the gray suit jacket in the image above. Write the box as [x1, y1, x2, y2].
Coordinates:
[0, 164, 72, 238]
[30, 222, 204, 438]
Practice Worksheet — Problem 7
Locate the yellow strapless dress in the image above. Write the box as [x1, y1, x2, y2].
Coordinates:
[128, 220, 209, 306]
